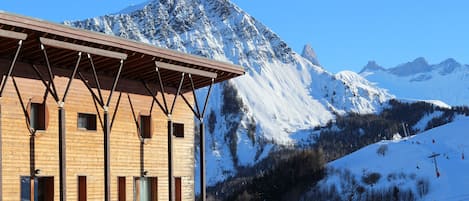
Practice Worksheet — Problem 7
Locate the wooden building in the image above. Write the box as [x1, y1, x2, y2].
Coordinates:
[0, 12, 244, 201]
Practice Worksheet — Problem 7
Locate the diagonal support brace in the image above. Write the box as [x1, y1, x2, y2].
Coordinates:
[0, 40, 23, 97]
[170, 73, 185, 115]
[179, 78, 214, 121]
[40, 44, 59, 101]
[61, 52, 82, 103]
[189, 74, 201, 117]
[142, 81, 167, 115]
[11, 76, 31, 132]
[180, 93, 200, 119]
[155, 63, 169, 112]
[88, 54, 105, 105]
[31, 64, 59, 102]
[78, 72, 104, 107]
[201, 79, 214, 117]
[109, 92, 122, 131]
[106, 60, 124, 107]
[127, 93, 140, 132]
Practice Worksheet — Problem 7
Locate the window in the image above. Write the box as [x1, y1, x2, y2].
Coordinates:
[37, 177, 54, 201]
[134, 177, 157, 201]
[175, 177, 182, 201]
[118, 177, 126, 201]
[173, 123, 184, 138]
[78, 176, 87, 201]
[139, 115, 152, 139]
[78, 113, 97, 131]
[20, 176, 33, 201]
[20, 176, 54, 201]
[29, 102, 46, 131]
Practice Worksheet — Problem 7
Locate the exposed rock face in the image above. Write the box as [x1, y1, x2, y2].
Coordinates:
[301, 43, 321, 66]
[66, 0, 392, 188]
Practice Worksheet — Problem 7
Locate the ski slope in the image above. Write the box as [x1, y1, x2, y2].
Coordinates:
[321, 116, 469, 200]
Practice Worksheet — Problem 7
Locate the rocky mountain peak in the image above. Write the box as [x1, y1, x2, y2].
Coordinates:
[67, 0, 392, 187]
[390, 57, 431, 76]
[301, 44, 320, 66]
[436, 58, 461, 75]
[359, 60, 385, 74]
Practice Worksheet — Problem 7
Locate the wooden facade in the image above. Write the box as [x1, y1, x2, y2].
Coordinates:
[0, 12, 244, 201]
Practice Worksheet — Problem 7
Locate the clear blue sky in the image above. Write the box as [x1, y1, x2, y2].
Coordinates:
[1, 0, 468, 73]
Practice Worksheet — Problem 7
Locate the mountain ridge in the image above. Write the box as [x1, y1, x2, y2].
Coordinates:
[65, 0, 392, 187]
[359, 57, 469, 106]
[360, 57, 466, 77]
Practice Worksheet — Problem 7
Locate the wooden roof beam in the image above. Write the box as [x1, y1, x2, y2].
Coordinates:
[40, 37, 127, 60]
[155, 61, 217, 79]
[0, 13, 244, 76]
[0, 28, 27, 40]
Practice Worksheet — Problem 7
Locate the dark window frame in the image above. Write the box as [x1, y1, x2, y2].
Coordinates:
[118, 176, 126, 201]
[139, 115, 152, 139]
[175, 177, 182, 201]
[20, 176, 54, 201]
[77, 113, 97, 131]
[78, 176, 87, 201]
[173, 122, 184, 138]
[29, 102, 47, 131]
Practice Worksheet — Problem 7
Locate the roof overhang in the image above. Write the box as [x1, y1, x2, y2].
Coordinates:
[0, 11, 244, 92]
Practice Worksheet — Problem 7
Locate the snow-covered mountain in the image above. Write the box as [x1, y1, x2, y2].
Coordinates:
[314, 115, 469, 201]
[65, 0, 392, 186]
[360, 57, 469, 106]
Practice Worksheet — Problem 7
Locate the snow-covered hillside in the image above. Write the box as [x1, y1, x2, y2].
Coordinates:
[316, 116, 469, 201]
[65, 0, 392, 186]
[360, 57, 469, 106]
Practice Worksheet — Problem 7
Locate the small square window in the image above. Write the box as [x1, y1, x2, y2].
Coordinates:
[140, 115, 152, 139]
[173, 123, 184, 138]
[30, 102, 46, 130]
[78, 113, 97, 131]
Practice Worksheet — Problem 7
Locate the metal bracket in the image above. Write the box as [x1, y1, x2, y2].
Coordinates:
[57, 101, 65, 108]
